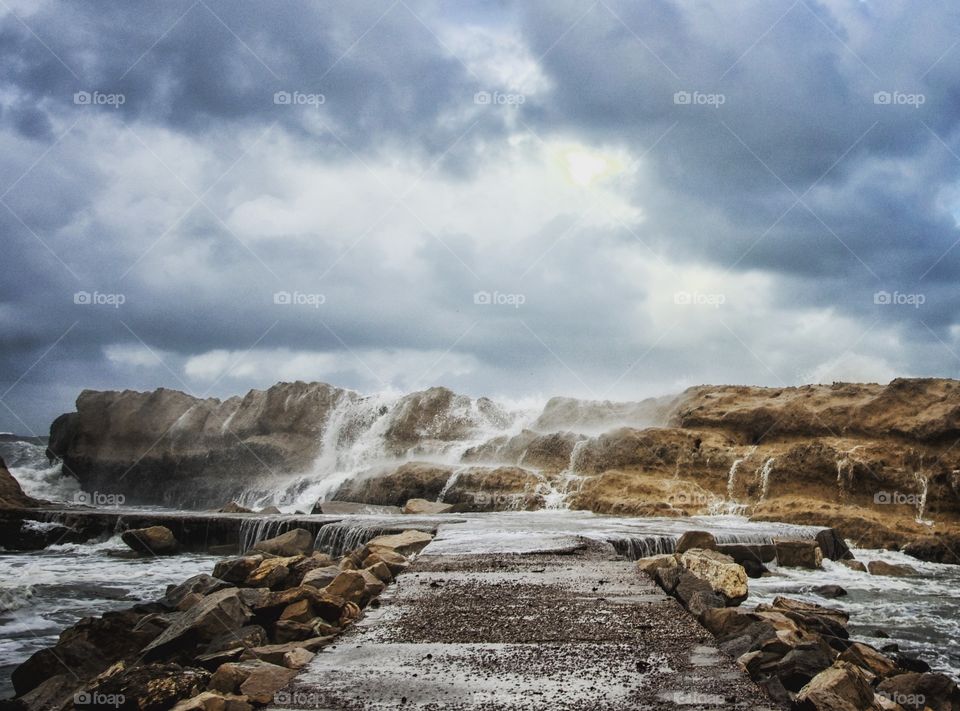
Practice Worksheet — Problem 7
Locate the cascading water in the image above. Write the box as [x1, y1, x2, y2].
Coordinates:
[914, 471, 932, 524]
[0, 438, 79, 503]
[758, 457, 776, 502]
[436, 466, 470, 503]
[540, 439, 590, 509]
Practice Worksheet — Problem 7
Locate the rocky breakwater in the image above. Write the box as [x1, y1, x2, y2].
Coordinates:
[637, 531, 960, 710]
[4, 527, 433, 711]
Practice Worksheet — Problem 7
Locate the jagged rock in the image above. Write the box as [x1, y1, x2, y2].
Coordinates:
[171, 691, 254, 711]
[245, 639, 331, 666]
[365, 561, 393, 583]
[15, 673, 76, 711]
[82, 662, 210, 711]
[815, 529, 854, 561]
[142, 588, 251, 658]
[775, 539, 823, 569]
[839, 559, 866, 572]
[281, 647, 315, 669]
[776, 644, 837, 692]
[401, 498, 453, 514]
[654, 564, 682, 594]
[203, 625, 268, 656]
[0, 456, 41, 509]
[675, 530, 717, 554]
[867, 560, 918, 577]
[279, 599, 315, 623]
[362, 550, 409, 575]
[678, 550, 748, 605]
[813, 585, 847, 599]
[245, 556, 302, 589]
[699, 608, 758, 638]
[366, 530, 433, 557]
[251, 586, 345, 624]
[894, 653, 931, 674]
[251, 529, 314, 557]
[122, 525, 179, 556]
[301, 565, 342, 589]
[839, 642, 898, 679]
[876, 672, 960, 711]
[162, 574, 230, 609]
[323, 571, 366, 605]
[636, 554, 678, 575]
[273, 619, 337, 643]
[902, 535, 960, 564]
[795, 660, 875, 710]
[358, 568, 387, 603]
[212, 555, 264, 585]
[238, 664, 299, 704]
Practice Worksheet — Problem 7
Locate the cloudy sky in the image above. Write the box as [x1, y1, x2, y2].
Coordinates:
[2, 0, 960, 432]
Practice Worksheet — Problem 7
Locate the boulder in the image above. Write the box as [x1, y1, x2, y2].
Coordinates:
[162, 574, 230, 609]
[678, 550, 748, 605]
[213, 556, 264, 585]
[282, 647, 315, 670]
[244, 556, 301, 589]
[358, 568, 386, 602]
[279, 599, 315, 623]
[716, 543, 777, 565]
[83, 662, 211, 711]
[142, 588, 251, 657]
[15, 673, 76, 711]
[365, 530, 434, 557]
[776, 645, 837, 692]
[867, 560, 918, 577]
[251, 528, 314, 557]
[0, 456, 41, 509]
[795, 661, 875, 710]
[238, 662, 298, 704]
[876, 672, 960, 711]
[401, 498, 453, 514]
[839, 642, 898, 679]
[363, 550, 409, 575]
[839, 559, 866, 572]
[122, 525, 179, 556]
[251, 586, 345, 624]
[813, 585, 847, 599]
[775, 539, 823, 569]
[815, 529, 854, 561]
[209, 661, 273, 694]
[323, 571, 367, 605]
[171, 691, 254, 711]
[902, 536, 960, 565]
[636, 554, 678, 575]
[246, 639, 331, 666]
[365, 561, 394, 583]
[675, 530, 717, 554]
[301, 565, 342, 590]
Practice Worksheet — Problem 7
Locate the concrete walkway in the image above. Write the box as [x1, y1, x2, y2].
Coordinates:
[273, 538, 779, 710]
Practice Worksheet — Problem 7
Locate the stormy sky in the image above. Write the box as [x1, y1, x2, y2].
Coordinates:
[2, 0, 960, 432]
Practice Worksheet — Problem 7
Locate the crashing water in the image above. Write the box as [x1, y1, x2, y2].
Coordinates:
[0, 438, 79, 504]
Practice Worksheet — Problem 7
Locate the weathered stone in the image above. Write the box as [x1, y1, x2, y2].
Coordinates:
[867, 560, 918, 577]
[122, 525, 179, 556]
[815, 528, 854, 561]
[15, 673, 75, 711]
[365, 561, 394, 583]
[282, 647, 315, 670]
[795, 661, 875, 710]
[212, 556, 264, 585]
[839, 559, 866, 572]
[251, 528, 314, 557]
[142, 588, 251, 657]
[251, 585, 345, 624]
[0, 456, 42, 509]
[203, 625, 268, 656]
[279, 599, 314, 623]
[813, 584, 847, 599]
[358, 568, 386, 603]
[839, 642, 898, 679]
[210, 661, 272, 694]
[362, 550, 409, 575]
[219, 502, 254, 514]
[401, 498, 453, 514]
[246, 639, 332, 666]
[301, 565, 341, 590]
[654, 565, 681, 594]
[171, 690, 254, 711]
[244, 556, 301, 589]
[273, 619, 321, 643]
[339, 601, 362, 626]
[163, 574, 230, 610]
[675, 530, 717, 554]
[679, 549, 748, 605]
[323, 571, 366, 605]
[365, 530, 433, 557]
[84, 662, 210, 711]
[776, 644, 837, 692]
[775, 539, 823, 569]
[876, 672, 960, 711]
[636, 554, 678, 575]
[239, 663, 298, 704]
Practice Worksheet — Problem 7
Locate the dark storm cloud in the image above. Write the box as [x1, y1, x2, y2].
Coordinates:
[3, 0, 960, 431]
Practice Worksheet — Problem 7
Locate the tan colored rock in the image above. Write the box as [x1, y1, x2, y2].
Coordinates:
[363, 550, 409, 575]
[278, 599, 314, 623]
[636, 554, 678, 575]
[238, 664, 298, 704]
[867, 560, 918, 577]
[0, 456, 41, 509]
[365, 561, 394, 583]
[679, 550, 748, 604]
[171, 691, 253, 711]
[251, 528, 314, 557]
[775, 539, 823, 569]
[244, 556, 300, 588]
[340, 601, 361, 626]
[212, 555, 264, 585]
[795, 661, 875, 711]
[281, 647, 315, 670]
[366, 530, 434, 557]
[142, 588, 251, 656]
[121, 525, 179, 556]
[839, 642, 898, 679]
[839, 559, 867, 572]
[301, 565, 341, 589]
[252, 586, 345, 624]
[323, 571, 366, 605]
[247, 639, 332, 666]
[402, 498, 453, 514]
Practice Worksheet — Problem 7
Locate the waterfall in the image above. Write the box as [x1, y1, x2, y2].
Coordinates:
[758, 457, 776, 502]
[238, 518, 299, 553]
[313, 523, 403, 557]
[541, 439, 589, 509]
[725, 445, 756, 503]
[437, 466, 470, 503]
[914, 471, 931, 524]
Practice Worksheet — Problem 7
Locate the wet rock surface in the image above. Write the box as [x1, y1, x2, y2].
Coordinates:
[276, 545, 778, 710]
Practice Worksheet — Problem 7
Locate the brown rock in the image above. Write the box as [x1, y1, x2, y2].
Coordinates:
[212, 556, 264, 585]
[84, 662, 211, 711]
[244, 556, 302, 589]
[675, 530, 717, 554]
[219, 502, 254, 514]
[0, 456, 41, 509]
[402, 498, 454, 514]
[301, 565, 341, 589]
[365, 561, 394, 583]
[839, 642, 898, 679]
[171, 691, 254, 711]
[775, 539, 823, 569]
[142, 588, 251, 657]
[636, 554, 679, 575]
[365, 530, 434, 557]
[251, 586, 345, 624]
[839, 559, 866, 572]
[867, 560, 918, 577]
[238, 664, 298, 704]
[358, 568, 386, 603]
[795, 661, 875, 710]
[876, 672, 960, 711]
[278, 599, 314, 623]
[363, 550, 409, 575]
[323, 571, 366, 605]
[251, 528, 314, 557]
[246, 639, 332, 666]
[282, 647, 315, 670]
[122, 525, 179, 556]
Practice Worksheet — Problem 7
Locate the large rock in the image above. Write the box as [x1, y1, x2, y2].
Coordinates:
[775, 539, 823, 569]
[795, 661, 875, 710]
[301, 565, 342, 590]
[902, 535, 960, 565]
[678, 550, 748, 605]
[815, 528, 854, 561]
[323, 571, 366, 605]
[876, 672, 960, 711]
[171, 691, 254, 711]
[251, 528, 314, 557]
[81, 662, 211, 711]
[675, 530, 717, 554]
[0, 456, 41, 509]
[238, 663, 298, 704]
[867, 560, 918, 577]
[839, 642, 898, 679]
[365, 530, 434, 557]
[122, 525, 179, 556]
[142, 588, 251, 657]
[213, 556, 264, 585]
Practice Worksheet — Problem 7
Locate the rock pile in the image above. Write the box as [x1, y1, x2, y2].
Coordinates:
[638, 536, 960, 710]
[8, 527, 429, 711]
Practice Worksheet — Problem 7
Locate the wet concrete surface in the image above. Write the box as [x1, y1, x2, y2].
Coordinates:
[273, 540, 781, 710]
